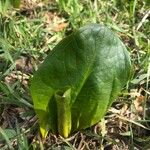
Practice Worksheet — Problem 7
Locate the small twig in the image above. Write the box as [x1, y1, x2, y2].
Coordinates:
[117, 115, 150, 130]
[77, 133, 84, 150]
[137, 10, 150, 31]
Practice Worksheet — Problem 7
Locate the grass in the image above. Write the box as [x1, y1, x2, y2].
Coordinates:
[0, 0, 149, 149]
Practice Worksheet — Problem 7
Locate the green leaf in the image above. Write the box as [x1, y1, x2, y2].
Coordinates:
[10, 0, 20, 8]
[30, 24, 131, 138]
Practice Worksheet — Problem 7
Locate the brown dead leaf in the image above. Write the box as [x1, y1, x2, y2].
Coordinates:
[53, 22, 68, 32]
[134, 95, 145, 113]
[5, 71, 29, 87]
[130, 88, 145, 113]
[15, 56, 34, 74]
[44, 12, 67, 32]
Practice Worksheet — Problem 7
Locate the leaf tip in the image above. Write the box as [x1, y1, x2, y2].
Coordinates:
[40, 127, 48, 138]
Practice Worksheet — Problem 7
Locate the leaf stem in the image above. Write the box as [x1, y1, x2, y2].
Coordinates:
[55, 89, 71, 138]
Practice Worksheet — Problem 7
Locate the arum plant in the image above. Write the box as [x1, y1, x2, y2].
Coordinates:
[30, 24, 131, 138]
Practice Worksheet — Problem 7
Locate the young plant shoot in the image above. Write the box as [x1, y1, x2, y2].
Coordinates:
[30, 24, 131, 138]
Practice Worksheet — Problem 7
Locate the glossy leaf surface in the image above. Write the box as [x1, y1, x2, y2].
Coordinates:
[30, 24, 131, 138]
